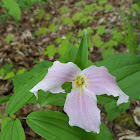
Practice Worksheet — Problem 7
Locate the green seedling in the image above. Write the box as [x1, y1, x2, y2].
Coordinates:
[5, 33, 14, 44]
[43, 45, 56, 58]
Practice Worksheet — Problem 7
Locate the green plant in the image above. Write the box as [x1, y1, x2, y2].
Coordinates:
[0, 112, 16, 130]
[17, 68, 27, 75]
[1, 0, 49, 21]
[35, 27, 47, 36]
[130, 3, 139, 12]
[75, 1, 85, 6]
[43, 45, 56, 58]
[2, 0, 21, 21]
[91, 27, 126, 58]
[58, 39, 69, 56]
[0, 63, 15, 80]
[72, 12, 83, 22]
[95, 5, 104, 11]
[111, 30, 124, 43]
[61, 17, 73, 26]
[49, 24, 59, 32]
[5, 33, 14, 44]
[98, 0, 107, 5]
[0, 63, 27, 80]
[121, 9, 138, 54]
[60, 5, 69, 14]
[96, 26, 106, 35]
[1, 30, 140, 140]
[16, 0, 48, 9]
[55, 37, 62, 44]
[83, 4, 97, 13]
[34, 9, 45, 20]
[45, 13, 51, 21]
[105, 4, 113, 11]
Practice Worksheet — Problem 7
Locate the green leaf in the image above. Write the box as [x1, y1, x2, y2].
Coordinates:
[79, 15, 94, 24]
[74, 29, 88, 70]
[39, 92, 66, 107]
[0, 95, 12, 105]
[94, 40, 104, 48]
[84, 4, 96, 12]
[55, 37, 62, 44]
[111, 30, 124, 43]
[0, 119, 25, 140]
[62, 82, 72, 93]
[45, 13, 51, 21]
[0, 68, 5, 77]
[60, 6, 69, 14]
[98, 0, 107, 5]
[49, 24, 58, 32]
[66, 32, 73, 39]
[105, 4, 113, 11]
[92, 123, 114, 140]
[105, 100, 130, 121]
[75, 1, 85, 6]
[103, 40, 118, 48]
[6, 61, 52, 115]
[28, 82, 72, 107]
[95, 6, 104, 11]
[95, 54, 140, 100]
[43, 45, 56, 58]
[4, 62, 13, 74]
[27, 110, 113, 140]
[72, 12, 82, 22]
[58, 43, 78, 63]
[2, 0, 21, 21]
[0, 114, 16, 130]
[61, 17, 73, 26]
[97, 95, 118, 104]
[5, 33, 14, 44]
[4, 71, 15, 80]
[96, 26, 106, 35]
[27, 90, 66, 107]
[130, 4, 139, 12]
[17, 68, 27, 75]
[92, 35, 101, 42]
[137, 0, 140, 8]
[102, 48, 115, 59]
[58, 39, 69, 56]
[35, 27, 47, 36]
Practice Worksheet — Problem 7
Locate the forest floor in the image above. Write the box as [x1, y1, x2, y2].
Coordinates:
[0, 0, 140, 140]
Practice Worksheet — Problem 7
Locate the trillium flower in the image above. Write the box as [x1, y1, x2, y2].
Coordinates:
[30, 61, 129, 133]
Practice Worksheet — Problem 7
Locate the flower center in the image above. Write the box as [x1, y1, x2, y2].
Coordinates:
[73, 76, 90, 94]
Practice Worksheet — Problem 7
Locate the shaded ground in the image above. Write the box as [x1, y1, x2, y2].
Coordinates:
[0, 0, 140, 140]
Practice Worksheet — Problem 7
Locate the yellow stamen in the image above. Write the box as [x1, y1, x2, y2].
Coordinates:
[75, 82, 78, 88]
[84, 76, 88, 80]
[80, 76, 84, 79]
[73, 75, 90, 94]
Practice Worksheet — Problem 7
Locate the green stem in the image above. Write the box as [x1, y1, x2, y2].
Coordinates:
[0, 116, 15, 120]
[0, 116, 27, 120]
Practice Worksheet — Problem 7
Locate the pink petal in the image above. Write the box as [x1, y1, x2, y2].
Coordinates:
[30, 61, 81, 98]
[117, 93, 129, 105]
[80, 66, 129, 105]
[64, 88, 101, 133]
